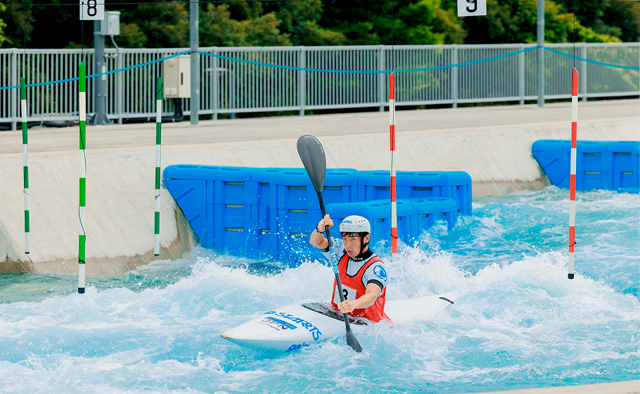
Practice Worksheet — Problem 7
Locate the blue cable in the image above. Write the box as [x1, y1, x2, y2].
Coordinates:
[544, 47, 640, 71]
[0, 50, 190, 91]
[2, 45, 638, 91]
[199, 46, 539, 73]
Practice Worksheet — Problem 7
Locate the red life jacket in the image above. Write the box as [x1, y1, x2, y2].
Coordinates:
[331, 252, 392, 323]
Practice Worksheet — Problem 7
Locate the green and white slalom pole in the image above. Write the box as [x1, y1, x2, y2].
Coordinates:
[78, 61, 87, 294]
[154, 77, 162, 256]
[21, 78, 30, 254]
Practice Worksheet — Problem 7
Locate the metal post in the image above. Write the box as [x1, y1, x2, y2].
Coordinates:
[78, 61, 87, 294]
[155, 77, 162, 256]
[298, 47, 306, 116]
[21, 78, 30, 254]
[190, 0, 199, 125]
[581, 44, 587, 102]
[379, 45, 385, 112]
[117, 49, 123, 124]
[537, 0, 545, 107]
[212, 48, 218, 120]
[11, 50, 17, 131]
[92, 20, 109, 124]
[519, 45, 525, 105]
[452, 45, 458, 108]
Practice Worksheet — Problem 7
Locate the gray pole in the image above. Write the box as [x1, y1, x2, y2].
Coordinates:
[537, 0, 545, 107]
[92, 20, 109, 124]
[190, 0, 199, 125]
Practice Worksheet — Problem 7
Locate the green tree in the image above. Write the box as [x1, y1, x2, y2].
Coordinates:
[0, 2, 6, 47]
[451, 0, 620, 44]
[199, 4, 292, 47]
[320, 0, 467, 45]
[275, 0, 345, 46]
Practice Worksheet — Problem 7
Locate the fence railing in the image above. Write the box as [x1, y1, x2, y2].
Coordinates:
[1, 43, 639, 129]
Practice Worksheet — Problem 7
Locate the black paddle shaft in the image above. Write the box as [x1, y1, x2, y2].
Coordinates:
[297, 135, 363, 353]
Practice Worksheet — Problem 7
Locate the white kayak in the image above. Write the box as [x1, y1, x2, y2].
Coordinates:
[221, 290, 461, 352]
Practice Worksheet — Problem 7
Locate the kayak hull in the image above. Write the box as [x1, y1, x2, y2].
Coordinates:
[221, 290, 461, 352]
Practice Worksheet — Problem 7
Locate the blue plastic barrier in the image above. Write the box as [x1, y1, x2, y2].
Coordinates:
[532, 140, 572, 188]
[576, 141, 612, 190]
[532, 140, 639, 192]
[252, 168, 358, 262]
[357, 170, 472, 215]
[164, 165, 473, 264]
[609, 141, 640, 191]
[442, 171, 473, 215]
[163, 165, 258, 255]
[408, 197, 458, 232]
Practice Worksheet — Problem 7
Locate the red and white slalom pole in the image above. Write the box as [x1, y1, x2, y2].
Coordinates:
[390, 72, 397, 262]
[568, 67, 578, 280]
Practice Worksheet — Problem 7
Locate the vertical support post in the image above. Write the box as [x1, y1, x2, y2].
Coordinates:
[519, 45, 526, 105]
[92, 20, 109, 125]
[451, 45, 458, 109]
[154, 77, 162, 256]
[190, 0, 199, 125]
[298, 47, 306, 116]
[568, 67, 578, 280]
[117, 50, 124, 124]
[537, 0, 545, 107]
[11, 50, 17, 131]
[378, 45, 385, 112]
[389, 72, 397, 262]
[21, 78, 30, 254]
[212, 49, 219, 120]
[78, 61, 87, 294]
[581, 44, 588, 102]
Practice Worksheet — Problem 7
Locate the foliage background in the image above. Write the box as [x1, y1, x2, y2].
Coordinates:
[0, 0, 637, 48]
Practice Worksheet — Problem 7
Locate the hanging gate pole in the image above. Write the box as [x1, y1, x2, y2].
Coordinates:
[568, 67, 578, 280]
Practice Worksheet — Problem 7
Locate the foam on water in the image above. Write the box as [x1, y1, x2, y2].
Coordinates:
[0, 187, 638, 393]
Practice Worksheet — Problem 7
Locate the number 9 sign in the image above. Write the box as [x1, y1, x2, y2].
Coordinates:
[80, 0, 104, 21]
[458, 0, 487, 17]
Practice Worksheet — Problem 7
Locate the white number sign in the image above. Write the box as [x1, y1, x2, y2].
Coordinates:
[80, 0, 104, 21]
[458, 0, 487, 17]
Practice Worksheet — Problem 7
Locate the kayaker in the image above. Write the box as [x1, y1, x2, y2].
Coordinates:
[310, 214, 392, 323]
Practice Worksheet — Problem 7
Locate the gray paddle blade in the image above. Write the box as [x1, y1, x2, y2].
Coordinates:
[346, 330, 363, 353]
[297, 135, 326, 194]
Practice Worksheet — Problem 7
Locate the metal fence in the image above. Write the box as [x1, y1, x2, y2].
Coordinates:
[1, 43, 639, 129]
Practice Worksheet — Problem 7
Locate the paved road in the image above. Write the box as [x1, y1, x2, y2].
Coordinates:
[1, 99, 638, 156]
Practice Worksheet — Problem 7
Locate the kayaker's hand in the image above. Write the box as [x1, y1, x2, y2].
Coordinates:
[317, 215, 333, 233]
[338, 300, 354, 314]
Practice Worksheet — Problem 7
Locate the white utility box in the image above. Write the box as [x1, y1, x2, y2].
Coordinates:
[163, 56, 191, 98]
[101, 11, 120, 36]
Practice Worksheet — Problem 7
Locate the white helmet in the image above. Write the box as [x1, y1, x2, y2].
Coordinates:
[339, 215, 371, 234]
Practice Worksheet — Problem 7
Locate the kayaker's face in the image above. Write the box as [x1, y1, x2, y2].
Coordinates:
[341, 233, 370, 258]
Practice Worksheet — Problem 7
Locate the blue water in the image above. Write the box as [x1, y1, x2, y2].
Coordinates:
[1, 187, 638, 393]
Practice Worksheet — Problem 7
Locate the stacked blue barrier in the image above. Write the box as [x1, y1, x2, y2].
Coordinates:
[356, 170, 472, 215]
[163, 165, 473, 263]
[532, 140, 639, 193]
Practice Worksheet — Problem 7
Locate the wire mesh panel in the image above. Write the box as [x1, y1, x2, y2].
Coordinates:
[1, 43, 639, 128]
[586, 44, 640, 97]
[212, 47, 299, 113]
[458, 45, 524, 102]
[306, 46, 380, 110]
[0, 50, 16, 122]
[390, 46, 453, 105]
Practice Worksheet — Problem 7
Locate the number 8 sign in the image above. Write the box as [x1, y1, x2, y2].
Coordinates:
[80, 0, 104, 21]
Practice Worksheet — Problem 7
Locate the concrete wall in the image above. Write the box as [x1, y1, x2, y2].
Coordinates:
[0, 100, 638, 274]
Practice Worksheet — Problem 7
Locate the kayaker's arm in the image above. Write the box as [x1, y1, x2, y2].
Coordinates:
[310, 214, 333, 249]
[338, 283, 382, 313]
